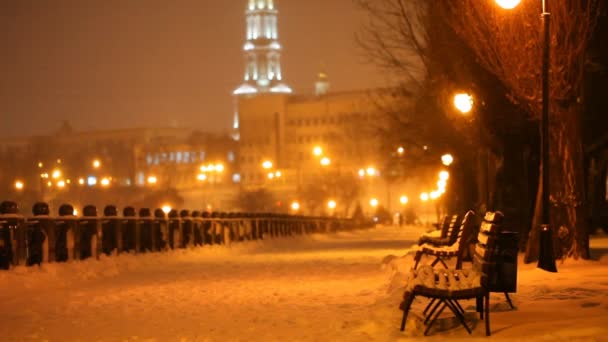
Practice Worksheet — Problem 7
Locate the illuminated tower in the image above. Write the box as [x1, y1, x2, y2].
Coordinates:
[232, 0, 291, 139]
[234, 0, 292, 97]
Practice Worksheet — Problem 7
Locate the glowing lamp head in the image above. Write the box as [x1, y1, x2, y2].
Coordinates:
[358, 169, 365, 177]
[197, 174, 207, 181]
[420, 192, 430, 202]
[14, 180, 24, 190]
[262, 160, 273, 169]
[495, 0, 521, 9]
[439, 171, 450, 181]
[400, 195, 409, 205]
[441, 154, 454, 166]
[291, 201, 300, 211]
[52, 169, 61, 179]
[397, 147, 405, 155]
[327, 200, 337, 210]
[454, 93, 474, 114]
[313, 146, 323, 157]
[147, 176, 158, 185]
[162, 205, 172, 214]
[320, 157, 331, 166]
[366, 167, 377, 176]
[369, 198, 379, 207]
[92, 159, 101, 169]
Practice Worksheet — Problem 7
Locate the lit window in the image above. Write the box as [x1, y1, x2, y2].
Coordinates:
[233, 173, 241, 183]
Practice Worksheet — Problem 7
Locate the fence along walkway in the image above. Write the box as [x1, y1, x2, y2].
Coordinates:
[0, 201, 356, 270]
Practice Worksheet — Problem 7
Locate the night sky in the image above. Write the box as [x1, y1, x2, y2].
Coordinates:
[0, 0, 389, 138]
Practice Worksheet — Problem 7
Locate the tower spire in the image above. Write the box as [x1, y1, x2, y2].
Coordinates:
[234, 0, 291, 95]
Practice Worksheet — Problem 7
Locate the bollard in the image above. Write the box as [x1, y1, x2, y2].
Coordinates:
[180, 210, 192, 248]
[28, 202, 52, 266]
[153, 209, 166, 251]
[25, 203, 49, 266]
[210, 212, 221, 244]
[57, 204, 77, 262]
[122, 207, 138, 253]
[168, 209, 181, 249]
[191, 211, 203, 246]
[102, 205, 120, 256]
[139, 208, 153, 252]
[0, 201, 25, 269]
[201, 211, 212, 245]
[79, 205, 99, 260]
[538, 224, 557, 272]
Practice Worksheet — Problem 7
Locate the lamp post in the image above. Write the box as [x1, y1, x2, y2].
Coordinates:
[453, 92, 490, 209]
[496, 0, 555, 272]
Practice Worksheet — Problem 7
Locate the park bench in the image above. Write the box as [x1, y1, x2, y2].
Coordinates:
[399, 211, 504, 336]
[417, 214, 463, 247]
[413, 210, 477, 270]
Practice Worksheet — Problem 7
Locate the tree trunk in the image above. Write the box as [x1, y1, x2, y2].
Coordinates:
[525, 104, 590, 261]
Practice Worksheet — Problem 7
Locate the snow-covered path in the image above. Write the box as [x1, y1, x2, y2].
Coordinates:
[0, 226, 422, 341]
[1, 225, 608, 341]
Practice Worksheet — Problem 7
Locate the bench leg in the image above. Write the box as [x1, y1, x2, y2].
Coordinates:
[400, 292, 415, 331]
[413, 251, 422, 269]
[423, 299, 443, 325]
[504, 292, 515, 309]
[445, 299, 472, 334]
[485, 292, 491, 336]
[424, 300, 448, 336]
[423, 298, 437, 315]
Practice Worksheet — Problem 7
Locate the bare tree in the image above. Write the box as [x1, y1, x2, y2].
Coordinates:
[439, 1, 601, 260]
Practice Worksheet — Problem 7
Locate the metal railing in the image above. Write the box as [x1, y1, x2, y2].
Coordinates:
[0, 201, 357, 270]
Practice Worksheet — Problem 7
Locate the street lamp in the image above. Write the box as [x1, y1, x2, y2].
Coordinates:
[14, 180, 24, 191]
[453, 93, 474, 114]
[496, 0, 554, 272]
[441, 154, 454, 166]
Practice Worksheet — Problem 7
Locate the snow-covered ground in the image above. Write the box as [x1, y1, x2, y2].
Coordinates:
[0, 225, 607, 341]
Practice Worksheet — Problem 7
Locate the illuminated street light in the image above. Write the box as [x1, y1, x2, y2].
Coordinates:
[262, 160, 273, 169]
[291, 201, 300, 211]
[320, 157, 331, 166]
[197, 174, 207, 181]
[358, 169, 365, 178]
[313, 146, 323, 157]
[366, 167, 377, 176]
[57, 180, 66, 188]
[397, 146, 405, 155]
[495, 0, 521, 9]
[37, 162, 43, 168]
[327, 200, 337, 210]
[51, 169, 61, 179]
[420, 192, 430, 202]
[267, 172, 275, 179]
[275, 171, 282, 178]
[47, 181, 52, 187]
[430, 191, 441, 200]
[215, 163, 225, 173]
[370, 198, 379, 208]
[147, 176, 158, 185]
[78, 178, 85, 185]
[437, 179, 447, 189]
[162, 205, 172, 214]
[14, 180, 24, 191]
[439, 171, 450, 181]
[92, 159, 101, 169]
[100, 178, 111, 187]
[454, 93, 474, 114]
[495, 0, 553, 273]
[441, 154, 454, 166]
[40, 173, 49, 179]
[400, 195, 409, 205]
